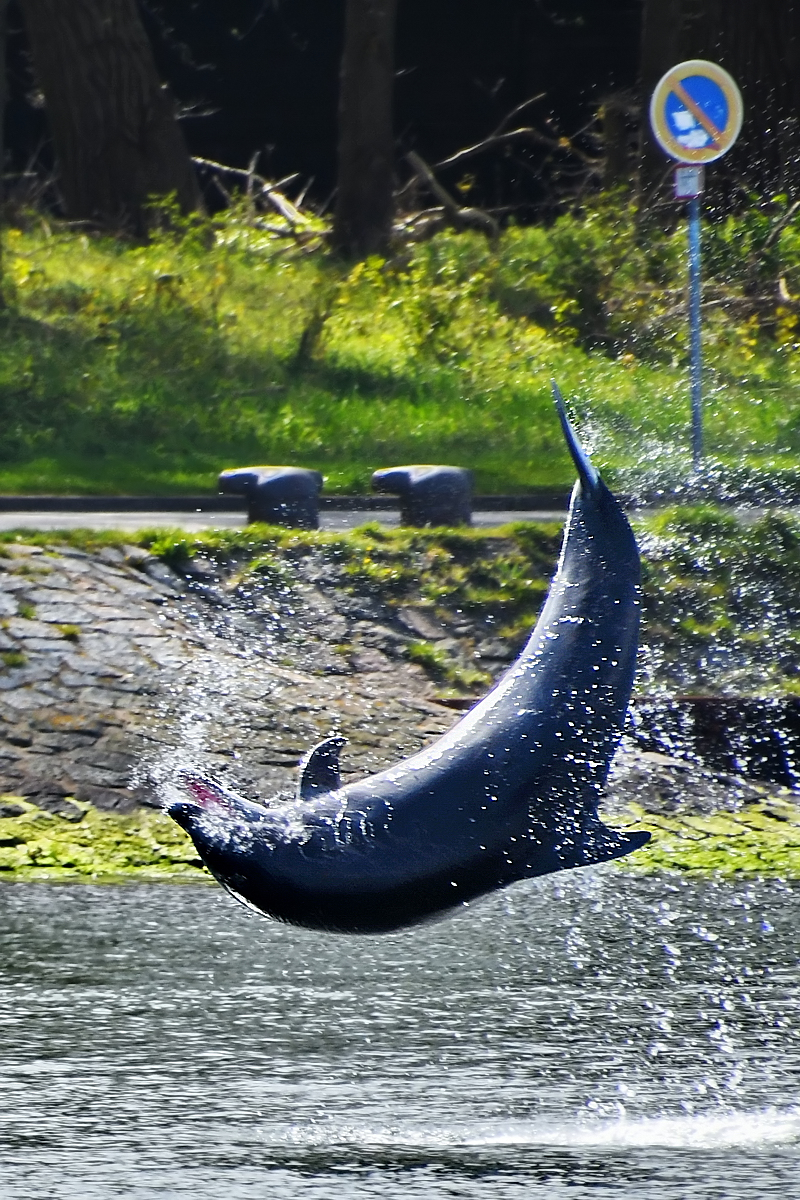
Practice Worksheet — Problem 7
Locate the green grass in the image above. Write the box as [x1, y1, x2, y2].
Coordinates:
[1, 195, 800, 494]
[152, 507, 800, 696]
[638, 505, 800, 694]
[406, 639, 491, 692]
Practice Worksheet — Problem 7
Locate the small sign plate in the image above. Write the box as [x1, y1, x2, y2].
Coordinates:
[650, 59, 743, 164]
[673, 165, 705, 199]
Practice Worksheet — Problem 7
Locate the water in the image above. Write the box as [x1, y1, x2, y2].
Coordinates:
[1, 873, 798, 1199]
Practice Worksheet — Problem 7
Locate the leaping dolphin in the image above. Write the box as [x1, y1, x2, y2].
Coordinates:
[167, 385, 649, 932]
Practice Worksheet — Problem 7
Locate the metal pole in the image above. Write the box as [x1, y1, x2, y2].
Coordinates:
[688, 195, 702, 468]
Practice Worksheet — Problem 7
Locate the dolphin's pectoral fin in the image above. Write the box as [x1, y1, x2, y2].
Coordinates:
[298, 735, 348, 800]
[551, 381, 600, 497]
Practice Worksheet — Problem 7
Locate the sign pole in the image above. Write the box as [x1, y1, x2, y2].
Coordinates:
[649, 59, 743, 469]
[688, 194, 703, 468]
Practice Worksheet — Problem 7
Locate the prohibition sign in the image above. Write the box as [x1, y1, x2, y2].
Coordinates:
[649, 60, 743, 164]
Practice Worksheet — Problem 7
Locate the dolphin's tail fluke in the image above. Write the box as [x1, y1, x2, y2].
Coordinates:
[552, 381, 600, 497]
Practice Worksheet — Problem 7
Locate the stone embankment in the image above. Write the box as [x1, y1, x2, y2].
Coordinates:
[0, 536, 798, 880]
[0, 540, 458, 815]
[0, 537, 469, 877]
[0, 542, 185, 818]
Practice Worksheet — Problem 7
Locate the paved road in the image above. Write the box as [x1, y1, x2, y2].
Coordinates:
[0, 509, 569, 533]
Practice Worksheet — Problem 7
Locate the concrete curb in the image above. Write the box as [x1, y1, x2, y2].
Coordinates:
[0, 492, 572, 513]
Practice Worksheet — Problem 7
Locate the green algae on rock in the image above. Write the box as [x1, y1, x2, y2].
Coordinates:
[3, 790, 800, 882]
[612, 795, 800, 878]
[0, 797, 205, 882]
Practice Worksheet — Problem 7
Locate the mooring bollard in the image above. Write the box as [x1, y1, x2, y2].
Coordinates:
[218, 466, 324, 528]
[371, 465, 473, 527]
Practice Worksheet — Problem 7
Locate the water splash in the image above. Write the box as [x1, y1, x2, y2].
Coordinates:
[269, 1107, 800, 1151]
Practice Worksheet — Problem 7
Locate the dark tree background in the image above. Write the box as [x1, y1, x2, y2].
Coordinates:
[2, 0, 643, 216]
[2, 0, 799, 226]
[640, 0, 800, 198]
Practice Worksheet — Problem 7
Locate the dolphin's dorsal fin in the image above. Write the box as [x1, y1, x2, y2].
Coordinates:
[298, 735, 347, 800]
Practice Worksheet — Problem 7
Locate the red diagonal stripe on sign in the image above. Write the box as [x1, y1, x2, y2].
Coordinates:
[672, 79, 722, 147]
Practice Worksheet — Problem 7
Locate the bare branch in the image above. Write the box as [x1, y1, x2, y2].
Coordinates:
[261, 180, 307, 225]
[192, 155, 299, 195]
[253, 221, 323, 243]
[192, 156, 309, 226]
[435, 127, 559, 171]
[393, 208, 449, 242]
[209, 175, 233, 206]
[405, 151, 499, 238]
[294, 177, 314, 208]
[763, 199, 800, 254]
[490, 92, 546, 138]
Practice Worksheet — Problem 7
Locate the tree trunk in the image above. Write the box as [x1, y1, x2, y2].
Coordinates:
[601, 92, 636, 188]
[333, 0, 398, 259]
[0, 0, 7, 204]
[19, 0, 200, 229]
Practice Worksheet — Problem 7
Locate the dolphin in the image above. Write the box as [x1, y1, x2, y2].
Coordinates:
[167, 385, 649, 932]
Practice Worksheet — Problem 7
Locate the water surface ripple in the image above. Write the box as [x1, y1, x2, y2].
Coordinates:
[1, 873, 798, 1198]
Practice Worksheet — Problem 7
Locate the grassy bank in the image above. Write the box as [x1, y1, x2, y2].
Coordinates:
[4, 501, 800, 695]
[614, 795, 800, 878]
[1, 197, 800, 495]
[138, 505, 800, 697]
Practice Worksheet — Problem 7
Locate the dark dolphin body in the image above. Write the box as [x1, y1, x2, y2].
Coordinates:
[167, 388, 649, 932]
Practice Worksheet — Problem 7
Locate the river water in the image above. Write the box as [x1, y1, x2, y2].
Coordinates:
[1, 872, 798, 1199]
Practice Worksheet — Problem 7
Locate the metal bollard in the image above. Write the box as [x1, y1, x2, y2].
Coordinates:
[371, 465, 473, 527]
[218, 466, 324, 528]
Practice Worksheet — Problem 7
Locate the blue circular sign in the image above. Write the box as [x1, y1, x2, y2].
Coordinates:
[650, 60, 743, 164]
